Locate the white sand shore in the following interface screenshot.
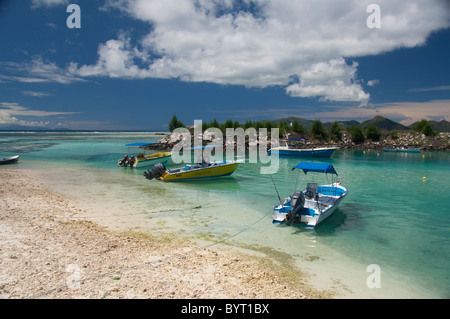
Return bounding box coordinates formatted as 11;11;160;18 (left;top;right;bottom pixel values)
0;169;329;299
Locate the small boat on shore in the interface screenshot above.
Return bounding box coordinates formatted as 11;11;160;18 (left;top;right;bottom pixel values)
118;143;171;168
0;155;19;165
383;148;420;153
272;162;347;229
144;160;240;182
269;139;337;157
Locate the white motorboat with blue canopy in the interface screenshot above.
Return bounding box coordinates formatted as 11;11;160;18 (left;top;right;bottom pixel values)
272;162;347;229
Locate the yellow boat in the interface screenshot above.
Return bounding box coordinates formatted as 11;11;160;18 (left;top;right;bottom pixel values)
144;161;240;182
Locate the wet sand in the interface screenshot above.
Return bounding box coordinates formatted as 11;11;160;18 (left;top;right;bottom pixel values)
0;168;329;299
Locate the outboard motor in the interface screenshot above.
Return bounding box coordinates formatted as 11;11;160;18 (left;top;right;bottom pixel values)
290;191;305;214
118;155;129;167
144;163;167;180
285;191;305;226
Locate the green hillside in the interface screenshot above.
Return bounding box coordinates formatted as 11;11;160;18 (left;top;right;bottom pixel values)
409;120;450;132
358;115;410;131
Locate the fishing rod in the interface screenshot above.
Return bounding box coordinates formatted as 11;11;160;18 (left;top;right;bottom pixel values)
270;174;282;204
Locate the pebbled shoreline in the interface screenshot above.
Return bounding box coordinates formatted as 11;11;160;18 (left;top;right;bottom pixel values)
0;168;329;299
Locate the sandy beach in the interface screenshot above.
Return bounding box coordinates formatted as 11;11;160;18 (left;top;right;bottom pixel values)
0;168;329;299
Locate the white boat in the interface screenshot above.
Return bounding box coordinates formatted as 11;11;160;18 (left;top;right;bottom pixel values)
272;162;347;229
269;139;337;157
383;148;420;153
0;155;19;165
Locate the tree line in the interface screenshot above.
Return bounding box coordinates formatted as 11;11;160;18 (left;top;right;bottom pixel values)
169;115;436;144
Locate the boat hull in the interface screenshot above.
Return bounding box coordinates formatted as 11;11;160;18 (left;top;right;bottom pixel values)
272;183;347;228
0;155;19;165
159;162;239;182
133;153;171;168
118;152;171;168
301;192;346;228
383;148;420;153
269;147;336;157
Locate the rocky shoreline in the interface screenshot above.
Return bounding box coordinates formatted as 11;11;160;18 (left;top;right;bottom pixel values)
310;131;450;151
145;128;450;152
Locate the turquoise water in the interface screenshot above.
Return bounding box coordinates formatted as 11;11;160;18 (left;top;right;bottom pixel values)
1;131;449;298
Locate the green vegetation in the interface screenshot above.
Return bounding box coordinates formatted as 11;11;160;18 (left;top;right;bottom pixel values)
292;120;306;135
390;130;399;140
311;120;327;140
366;125;381;141
329;121;342;141
168;114;185;132
413;119;436;137
221;119;235;133
168;115;447;148
210;118;220;129
348;126;365;144
278;120;290;138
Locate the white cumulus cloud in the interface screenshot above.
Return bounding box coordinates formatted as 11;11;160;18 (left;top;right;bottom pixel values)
50;0;450;103
31;0;68;8
285;58;370;104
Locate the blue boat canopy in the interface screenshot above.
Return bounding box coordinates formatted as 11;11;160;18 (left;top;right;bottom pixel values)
292;162;338;175
125;142;161;146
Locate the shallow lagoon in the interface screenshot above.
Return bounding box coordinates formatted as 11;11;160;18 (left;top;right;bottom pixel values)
1;131;449;298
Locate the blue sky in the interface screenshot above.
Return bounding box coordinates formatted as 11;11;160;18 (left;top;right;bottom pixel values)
0;0;449;131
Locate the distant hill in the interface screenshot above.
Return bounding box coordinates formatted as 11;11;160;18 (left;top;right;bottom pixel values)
323;120;360;129
358;115;410;131
339;120;360;127
409;120;450;132
271;115;436;132
273;115;414;131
